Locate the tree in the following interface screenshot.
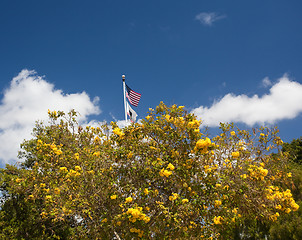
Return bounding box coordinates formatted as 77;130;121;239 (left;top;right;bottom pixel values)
282;138;302;165
0;103;299;239
266;138;302;240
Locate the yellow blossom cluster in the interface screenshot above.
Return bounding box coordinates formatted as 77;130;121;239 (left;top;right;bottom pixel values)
174;117;185;128
169;193;179;201
67;168;81;177
54;188;60;195
159;163;175;178
187;119;200;129
144;188;149;195
125;197;133;203
247;164;268;180
194;137;212;153
167;163;175;170
59;166;68;173
93;151;101;157
49;143;62;155
126;207;150;224
204;164;218;174
113;127;124;137
214;200;222;208
270;212;280;222
36;139;62;155
231;151;240;158
213;216;223;225
265;187;299;213
130;228;144;237
15;178;22;183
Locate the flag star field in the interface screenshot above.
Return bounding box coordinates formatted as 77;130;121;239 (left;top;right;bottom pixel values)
0;0;302;166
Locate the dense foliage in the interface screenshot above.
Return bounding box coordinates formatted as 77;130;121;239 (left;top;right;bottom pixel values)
0;103;299;239
266;138;302;240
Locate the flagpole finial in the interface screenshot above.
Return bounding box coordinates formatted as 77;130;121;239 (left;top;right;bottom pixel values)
122;75;125;81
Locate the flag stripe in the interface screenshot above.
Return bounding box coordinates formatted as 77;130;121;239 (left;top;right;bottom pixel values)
126;84;141;107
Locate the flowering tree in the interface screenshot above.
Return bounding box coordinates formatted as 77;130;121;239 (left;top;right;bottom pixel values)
0;103;299;239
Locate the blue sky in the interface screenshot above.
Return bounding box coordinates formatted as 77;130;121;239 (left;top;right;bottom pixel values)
1;0;302;166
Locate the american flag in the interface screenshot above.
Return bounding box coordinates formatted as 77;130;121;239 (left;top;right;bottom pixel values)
126;84;141;107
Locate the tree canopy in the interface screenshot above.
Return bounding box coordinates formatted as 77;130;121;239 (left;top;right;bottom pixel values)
0;103;299;239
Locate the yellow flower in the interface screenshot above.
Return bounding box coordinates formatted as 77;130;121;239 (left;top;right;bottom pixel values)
213;216;223;225
54;149;62;155
231;151;240;158
41;212;47;218
116;221;121;226
54;188;60;195
241;174;247;179
111;195;117;200
195;138;212;149
93;151;101;157
159;168;172;177
214;200;222;207
169;193;179;201
113;127;125;137
167;163;175;171
127;152;133;159
94;136;101;142
182;199;189;204
287;172;292;178
144;188;149;195
143;216;150;223
291;202;299;211
231;131;236;136
138;230;144;237
101;218;107;223
75;166;82;172
59;167;68;173
15;178;22;183
45;195;52;200
125;197;133;203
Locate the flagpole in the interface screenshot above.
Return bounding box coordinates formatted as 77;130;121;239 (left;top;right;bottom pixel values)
122;75;127;122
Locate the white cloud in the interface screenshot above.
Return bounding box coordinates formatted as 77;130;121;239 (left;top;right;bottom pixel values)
262;77;272;87
191;75;302;127
195;12;226;26
0;69;101;165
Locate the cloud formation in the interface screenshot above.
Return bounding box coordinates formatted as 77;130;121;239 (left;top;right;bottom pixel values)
195;12;226;26
261;77;273;88
191;75;302;127
0;69;100;165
